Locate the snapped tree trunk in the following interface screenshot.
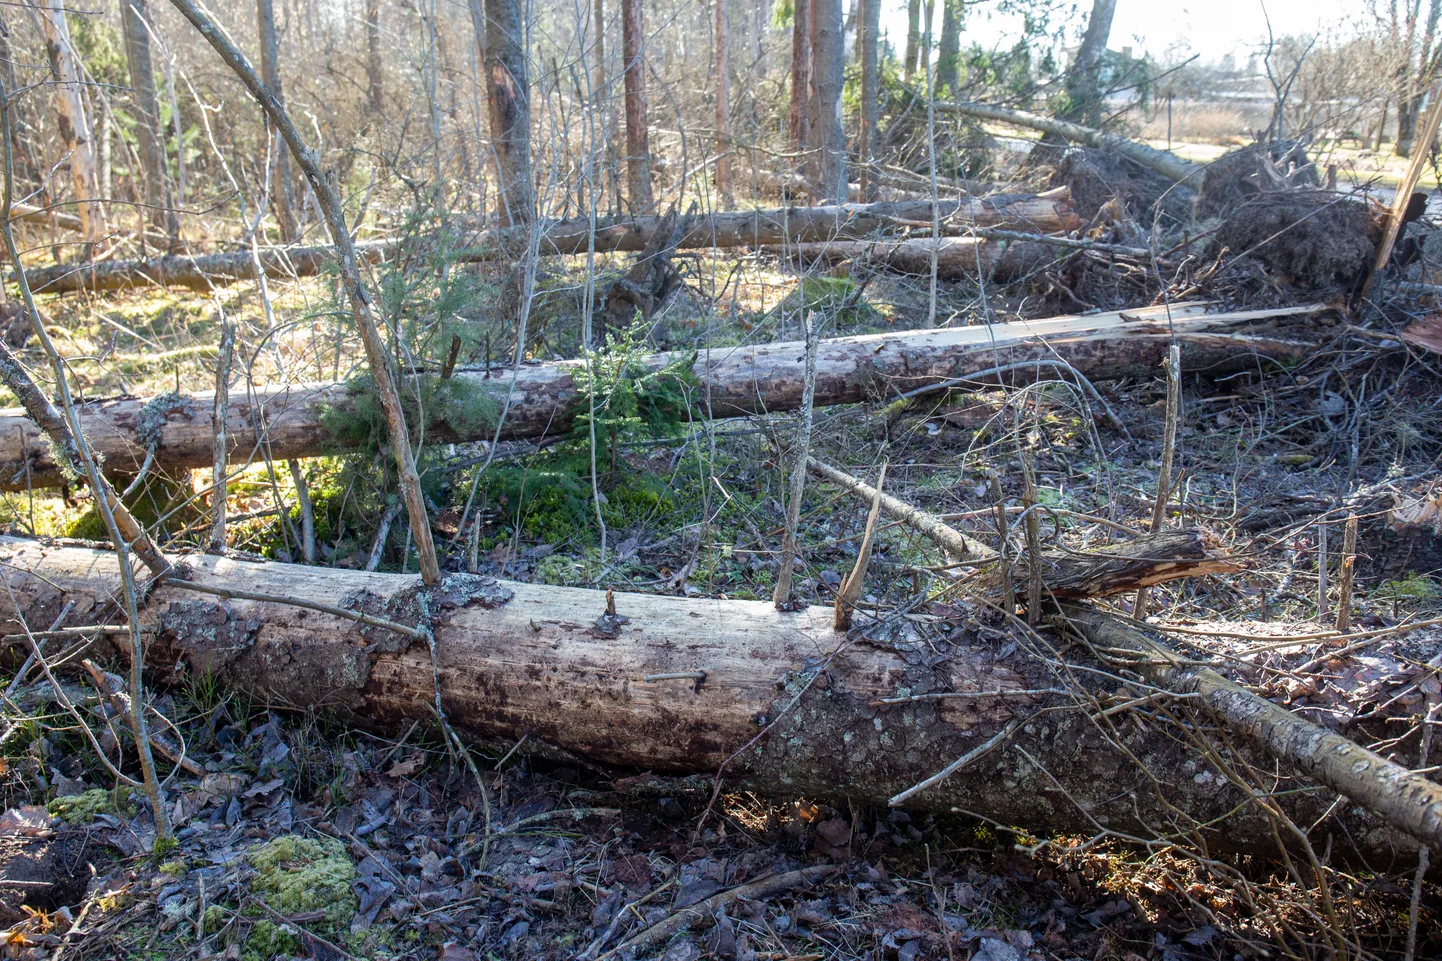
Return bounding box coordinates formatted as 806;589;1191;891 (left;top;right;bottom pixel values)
0;535;1425;871
621;0;652;212
486;0;532;227
256;0;299;243
20;193;1084;294
121;0;178;246
810;0;846;202
0;303;1327;488
39;0;106;251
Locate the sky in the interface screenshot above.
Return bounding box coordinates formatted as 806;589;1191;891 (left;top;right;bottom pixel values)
878;0;1361;65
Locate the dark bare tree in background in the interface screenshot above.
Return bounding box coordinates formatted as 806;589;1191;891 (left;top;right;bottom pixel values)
256;0;299;241
121;0;179;247
486;0;532;226
622;0;653;211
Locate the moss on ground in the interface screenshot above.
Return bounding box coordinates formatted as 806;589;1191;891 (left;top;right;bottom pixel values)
48;787;135;823
242;834;357;960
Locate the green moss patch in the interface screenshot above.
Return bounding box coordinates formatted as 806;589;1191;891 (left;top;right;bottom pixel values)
241;834;357;959
48;787;134;824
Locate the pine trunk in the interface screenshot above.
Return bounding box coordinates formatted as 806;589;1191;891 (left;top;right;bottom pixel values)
39;0;106;252
485;0;533;226
0;535;1422;871
621;0;652;211
0;304;1326;488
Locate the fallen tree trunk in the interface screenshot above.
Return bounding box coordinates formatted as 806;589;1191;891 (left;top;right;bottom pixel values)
0;536;1423;869
776;236;1056;280
9;203;84;233
812;465;1442;856
938;100;1202;185
0;303;1327;489
20;194;1082;294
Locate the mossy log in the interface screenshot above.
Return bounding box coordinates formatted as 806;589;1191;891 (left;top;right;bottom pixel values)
0;303;1328;489
20;194;1081;294
0;536;1425;871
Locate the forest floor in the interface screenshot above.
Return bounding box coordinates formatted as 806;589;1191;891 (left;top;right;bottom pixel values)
3;150;1442;960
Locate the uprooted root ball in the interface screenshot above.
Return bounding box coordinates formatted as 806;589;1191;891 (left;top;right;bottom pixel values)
1207;190;1379;294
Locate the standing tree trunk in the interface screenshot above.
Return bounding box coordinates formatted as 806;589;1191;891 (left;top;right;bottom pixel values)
621;0;652;211
904;0;919;79
1066;0;1116;125
789;0;810;153
485;0;532;226
811;0;846;202
39;0;106;253
366;0;384;113
714;0;733;207
858;0;878;201
256;0;299;242
121;0;179;246
936;0;960;97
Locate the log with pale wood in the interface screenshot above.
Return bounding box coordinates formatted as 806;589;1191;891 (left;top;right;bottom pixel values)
0;303;1327;489
19;194;1082;294
937;100;1203;184
0;535;1427;870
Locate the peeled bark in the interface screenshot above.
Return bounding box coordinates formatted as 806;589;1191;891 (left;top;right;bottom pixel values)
0;535;1423;869
940;100;1201;184
0;303;1326;488
621;0;652;211
21;194;1083;294
39;0;106;250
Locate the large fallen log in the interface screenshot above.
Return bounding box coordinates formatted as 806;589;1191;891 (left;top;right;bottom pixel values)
0;303;1327;489
778;236;1055;280
811;462;1442;855
21;194;1082;294
938;100;1202;185
0;536;1424;869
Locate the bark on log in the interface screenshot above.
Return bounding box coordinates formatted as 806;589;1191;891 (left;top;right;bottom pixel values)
939;100;1202;185
0;536;1423;870
20;195;1082;294
0;303;1328;489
